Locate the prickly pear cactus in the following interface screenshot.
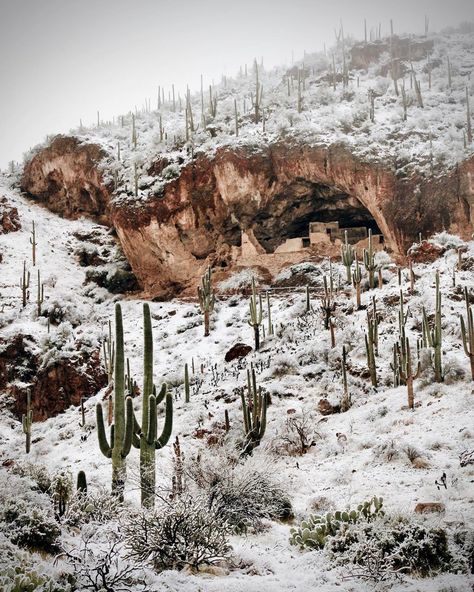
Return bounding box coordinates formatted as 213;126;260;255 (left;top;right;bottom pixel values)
290;496;384;550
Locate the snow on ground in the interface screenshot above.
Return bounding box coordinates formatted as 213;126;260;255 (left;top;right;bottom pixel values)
1;173;474;590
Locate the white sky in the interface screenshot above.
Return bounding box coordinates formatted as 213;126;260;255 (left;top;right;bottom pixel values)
0;0;473;169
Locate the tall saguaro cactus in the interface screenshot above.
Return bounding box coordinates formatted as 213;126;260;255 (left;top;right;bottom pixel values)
22;390;33;454
398;337;421;409
363;229;376;289
198;267;215;337
248;278;263;350
422;272;443;382
96;303;134;500
341;231;355;284
30;221;37;266
132;303;173;509
460;286;474;380
241;366;267;453
20;261;30;308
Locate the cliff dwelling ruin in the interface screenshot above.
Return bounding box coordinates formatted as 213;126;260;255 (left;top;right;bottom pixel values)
232;181;384;269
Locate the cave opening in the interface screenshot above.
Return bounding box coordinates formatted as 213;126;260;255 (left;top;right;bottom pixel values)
250;180;382;253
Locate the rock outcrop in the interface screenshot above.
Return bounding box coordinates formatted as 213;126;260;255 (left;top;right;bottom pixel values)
0;333;107;421
21;137;474;299
21;136;110;224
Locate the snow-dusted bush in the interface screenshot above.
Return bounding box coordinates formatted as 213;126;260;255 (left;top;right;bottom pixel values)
270;352;299;377
63;488;122;527
188;451;292;532
11;462;52;493
0;534;72;592
1;500;61;552
0;471;61;552
326;514;455;581
63;527;144;592
443;354;467;384
218;268;262;293
429;232;466;251
273;410;319;455
122;495;231;572
41;292;87;327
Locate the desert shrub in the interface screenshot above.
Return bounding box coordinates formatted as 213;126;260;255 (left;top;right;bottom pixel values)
0;471;61;552
270;353;299;377
63;527;144;591
63;488;122;527
122;495;231;572
11;462;52;493
290;496;384;550
326;515;454;581
274;411;318;455
429;232;465;250
373;439;400;462
188;451;292;533
443;354;467;384
453;529;474;574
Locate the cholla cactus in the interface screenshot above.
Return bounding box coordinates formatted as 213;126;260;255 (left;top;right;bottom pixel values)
198;267;215;337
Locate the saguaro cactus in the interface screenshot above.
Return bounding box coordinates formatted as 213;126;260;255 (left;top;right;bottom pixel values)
132;303;173;509
363;230;376;289
460;286;474;380
398;337;421;409
341;231;355;284
321;276;336;330
422;272;443;382
341;345;351;411
30;221;37;266
365;311;378;387
184;363;190;403
22;390;33;454
77;471;87;494
266;292;274;336
248;278;263;350
352;255;362;309
241;366;267;453
36;270;44;316
96;303;134;500
20;261;30;308
198;267;215;337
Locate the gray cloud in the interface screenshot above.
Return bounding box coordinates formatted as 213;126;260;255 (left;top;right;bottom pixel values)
0;0;473;168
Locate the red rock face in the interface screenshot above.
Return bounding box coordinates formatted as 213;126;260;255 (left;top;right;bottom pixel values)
21;137;474;299
0;333;107;421
21;136;111;224
0;196;21;234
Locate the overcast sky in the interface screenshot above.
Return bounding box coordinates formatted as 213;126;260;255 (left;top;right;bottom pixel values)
0;0;473;169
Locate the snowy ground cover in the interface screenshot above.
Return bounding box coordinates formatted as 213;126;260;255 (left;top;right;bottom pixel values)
0;171;473;590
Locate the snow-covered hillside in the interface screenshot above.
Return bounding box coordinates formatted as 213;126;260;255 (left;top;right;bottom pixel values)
18;24;474;210
1;168;474;592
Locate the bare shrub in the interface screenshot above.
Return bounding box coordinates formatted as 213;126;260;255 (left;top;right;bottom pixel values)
274;411;319;455
122;495;231;572
187;450;293;532
62;528;145;592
